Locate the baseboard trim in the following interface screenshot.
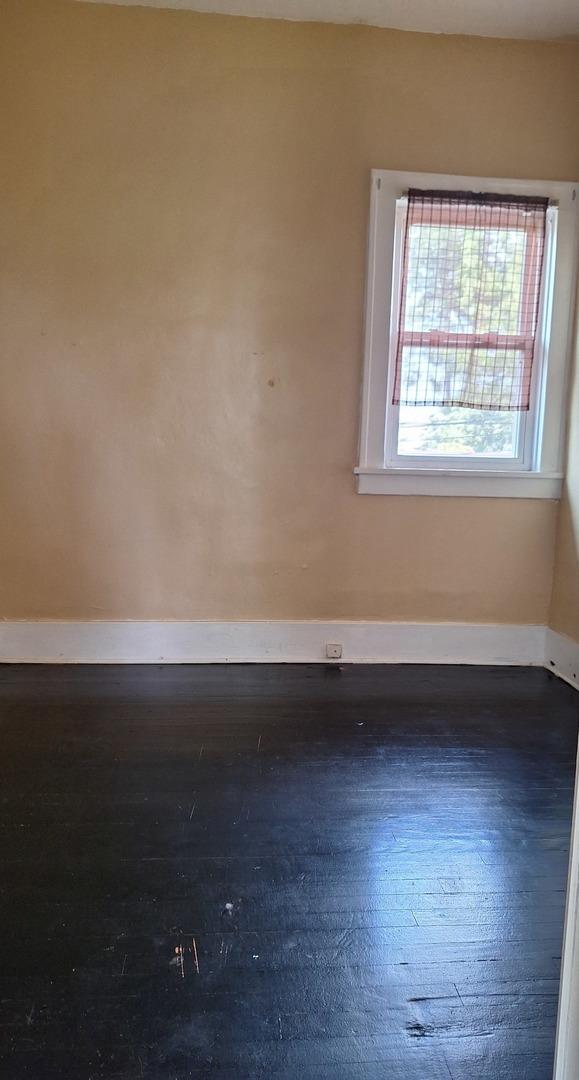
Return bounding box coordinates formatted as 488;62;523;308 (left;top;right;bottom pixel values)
545;630;579;691
0;619;550;666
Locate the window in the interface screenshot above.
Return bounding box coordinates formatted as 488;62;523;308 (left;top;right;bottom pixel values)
357;171;578;497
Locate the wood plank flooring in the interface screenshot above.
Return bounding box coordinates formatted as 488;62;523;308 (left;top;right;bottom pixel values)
0;663;577;1078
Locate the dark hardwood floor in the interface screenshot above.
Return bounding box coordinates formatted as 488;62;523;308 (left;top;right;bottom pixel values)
0;663;577;1079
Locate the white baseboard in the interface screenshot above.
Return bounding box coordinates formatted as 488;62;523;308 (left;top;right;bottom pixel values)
545;629;579;690
0;619;548;666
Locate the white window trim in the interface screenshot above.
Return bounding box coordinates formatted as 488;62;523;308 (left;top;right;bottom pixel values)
356;170;579;498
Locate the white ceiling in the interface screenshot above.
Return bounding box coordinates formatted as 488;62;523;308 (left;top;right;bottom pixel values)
76;0;579;41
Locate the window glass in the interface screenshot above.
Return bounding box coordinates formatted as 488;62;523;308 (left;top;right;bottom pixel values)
397;405;519;458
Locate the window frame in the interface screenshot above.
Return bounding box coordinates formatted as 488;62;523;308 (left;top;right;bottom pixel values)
356;170;578;498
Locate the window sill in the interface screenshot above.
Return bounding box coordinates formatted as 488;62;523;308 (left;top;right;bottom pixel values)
354;467;563;499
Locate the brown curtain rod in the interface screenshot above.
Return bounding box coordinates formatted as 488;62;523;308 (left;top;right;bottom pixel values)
408;188;550;209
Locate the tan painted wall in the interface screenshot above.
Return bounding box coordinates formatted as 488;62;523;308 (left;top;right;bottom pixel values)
2;0;579;622
550;314;579;641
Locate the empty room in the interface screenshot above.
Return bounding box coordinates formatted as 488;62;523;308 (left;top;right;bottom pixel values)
3;0;579;1077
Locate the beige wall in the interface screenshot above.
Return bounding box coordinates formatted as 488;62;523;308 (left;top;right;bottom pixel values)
550;313;579;641
2;0;579;622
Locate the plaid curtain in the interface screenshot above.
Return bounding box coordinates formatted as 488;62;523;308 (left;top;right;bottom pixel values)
392;189;548;411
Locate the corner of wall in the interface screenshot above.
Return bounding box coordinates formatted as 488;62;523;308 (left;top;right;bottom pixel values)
549;285;579;648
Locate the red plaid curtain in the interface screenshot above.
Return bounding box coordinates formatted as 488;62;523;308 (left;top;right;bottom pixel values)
392;189;549;411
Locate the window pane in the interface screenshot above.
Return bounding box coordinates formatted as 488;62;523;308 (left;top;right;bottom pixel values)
397;405;519;458
398;345;527;411
405;224;527;336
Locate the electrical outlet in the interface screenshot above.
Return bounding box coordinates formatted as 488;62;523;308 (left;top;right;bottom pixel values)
326;643;343;659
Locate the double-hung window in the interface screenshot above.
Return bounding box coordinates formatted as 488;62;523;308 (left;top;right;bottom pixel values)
357;171;578;497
